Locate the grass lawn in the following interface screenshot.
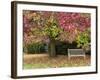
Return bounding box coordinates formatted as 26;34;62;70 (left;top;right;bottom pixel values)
23;53;91;69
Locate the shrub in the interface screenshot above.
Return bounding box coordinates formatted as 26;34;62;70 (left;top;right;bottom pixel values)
24;43;46;54
76;28;91;53
56;41;78;55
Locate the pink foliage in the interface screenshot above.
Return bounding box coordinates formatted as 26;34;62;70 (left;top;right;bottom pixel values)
56;12;90;32
23;15;31;33
23;11;91;43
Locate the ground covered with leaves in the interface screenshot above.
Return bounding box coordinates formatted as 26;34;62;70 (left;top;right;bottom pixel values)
23;54;91;69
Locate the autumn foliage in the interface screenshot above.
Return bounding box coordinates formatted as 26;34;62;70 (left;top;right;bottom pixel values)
23;10;91;56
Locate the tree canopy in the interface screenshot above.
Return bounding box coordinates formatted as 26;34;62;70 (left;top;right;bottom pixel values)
23;10;91;47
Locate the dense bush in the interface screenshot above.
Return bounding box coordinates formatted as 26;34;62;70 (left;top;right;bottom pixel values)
55;41;78;55
23;41;90;54
23;43;46;54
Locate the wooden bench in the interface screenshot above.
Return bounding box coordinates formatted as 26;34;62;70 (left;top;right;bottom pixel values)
68;49;85;60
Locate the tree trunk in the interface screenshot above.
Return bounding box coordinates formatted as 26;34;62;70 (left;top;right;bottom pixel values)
48;38;56;57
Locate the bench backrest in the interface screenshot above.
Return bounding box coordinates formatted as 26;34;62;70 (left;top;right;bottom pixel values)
68;49;85;55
